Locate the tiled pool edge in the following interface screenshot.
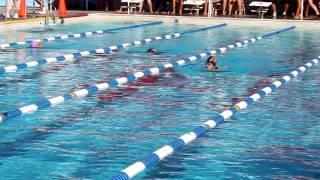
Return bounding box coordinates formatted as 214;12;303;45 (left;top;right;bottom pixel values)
0;13;319;32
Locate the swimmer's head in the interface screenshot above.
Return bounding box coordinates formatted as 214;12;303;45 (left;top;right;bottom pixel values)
30;40;43;48
30;40;37;46
147;48;157;54
206;55;218;70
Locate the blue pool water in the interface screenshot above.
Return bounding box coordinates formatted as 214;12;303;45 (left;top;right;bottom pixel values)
0;21;319;179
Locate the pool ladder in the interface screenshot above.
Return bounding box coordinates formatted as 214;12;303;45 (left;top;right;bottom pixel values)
33;0;58;28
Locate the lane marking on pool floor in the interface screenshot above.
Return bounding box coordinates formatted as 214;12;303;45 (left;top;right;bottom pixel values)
0;23;227;75
0;21;162;49
0;26;294;123
110;56;319;180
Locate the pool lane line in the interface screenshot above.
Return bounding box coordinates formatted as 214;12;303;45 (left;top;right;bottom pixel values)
107;25;295;179
0;26;293;123
111;56;319;180
0;23;226;75
0;21;162;49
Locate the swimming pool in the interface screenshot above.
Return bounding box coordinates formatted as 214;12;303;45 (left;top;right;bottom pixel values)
0;18;319;179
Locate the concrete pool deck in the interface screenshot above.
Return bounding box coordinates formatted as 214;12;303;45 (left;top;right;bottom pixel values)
0;12;319;32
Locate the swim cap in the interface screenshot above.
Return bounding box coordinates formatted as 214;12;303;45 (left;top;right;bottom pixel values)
30;40;41;48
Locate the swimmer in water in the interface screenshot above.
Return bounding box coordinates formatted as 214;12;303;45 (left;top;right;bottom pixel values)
29;40;43;48
206;55;219;70
147;48;157;54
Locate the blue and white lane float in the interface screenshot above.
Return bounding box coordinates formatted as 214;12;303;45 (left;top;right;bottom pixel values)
0;23;226;75
0;21;163;49
111;56;319;180
0;26;294;123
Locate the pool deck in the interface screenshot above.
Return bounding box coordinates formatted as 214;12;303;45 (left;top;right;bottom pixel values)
0;12;319;32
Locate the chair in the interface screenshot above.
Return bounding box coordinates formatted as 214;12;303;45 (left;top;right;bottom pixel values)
209;0;222;16
120;0;143;14
183;0;206;16
249;1;272;18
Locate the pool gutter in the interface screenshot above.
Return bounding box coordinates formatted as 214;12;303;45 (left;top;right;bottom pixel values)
0;12;319;32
